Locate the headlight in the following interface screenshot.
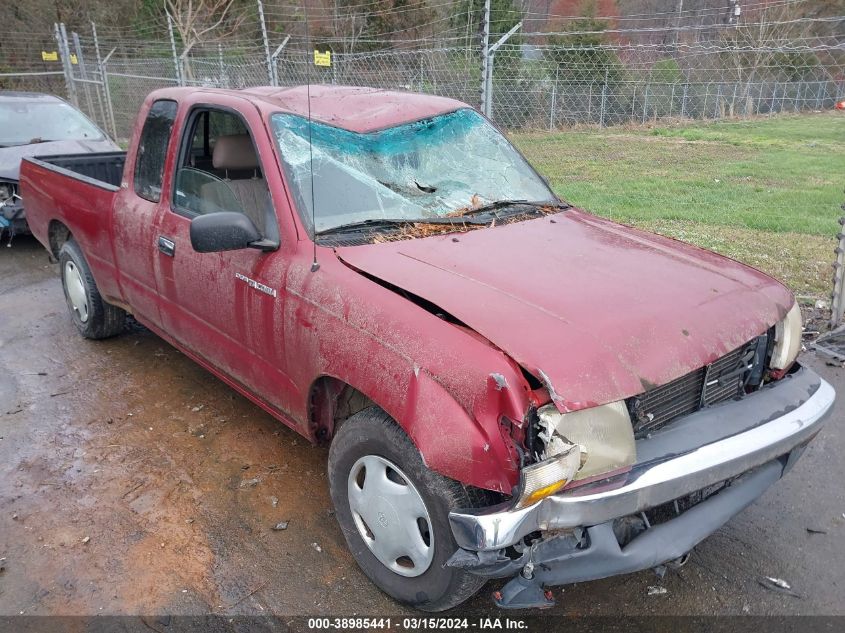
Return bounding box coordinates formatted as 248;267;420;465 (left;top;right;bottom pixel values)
514;442;582;510
770;302;802;371
536;401;636;483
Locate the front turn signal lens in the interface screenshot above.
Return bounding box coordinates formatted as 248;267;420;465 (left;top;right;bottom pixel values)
514;443;582;510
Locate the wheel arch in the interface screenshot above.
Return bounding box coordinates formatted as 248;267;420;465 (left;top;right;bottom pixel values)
308;368;520;495
48;220;73;259
308;375;377;444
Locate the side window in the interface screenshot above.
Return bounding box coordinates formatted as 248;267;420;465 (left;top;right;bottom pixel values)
134;100;178;202
172;108;270;235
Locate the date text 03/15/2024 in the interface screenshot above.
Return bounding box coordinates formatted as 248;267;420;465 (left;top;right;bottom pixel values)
306;618;529;629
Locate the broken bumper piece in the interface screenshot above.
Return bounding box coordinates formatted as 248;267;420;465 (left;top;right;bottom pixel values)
447;368;835;608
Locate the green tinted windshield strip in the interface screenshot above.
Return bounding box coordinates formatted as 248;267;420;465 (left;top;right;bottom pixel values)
273;108;477;157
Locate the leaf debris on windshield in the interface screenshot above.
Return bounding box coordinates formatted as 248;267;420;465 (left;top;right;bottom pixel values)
369;204;563;244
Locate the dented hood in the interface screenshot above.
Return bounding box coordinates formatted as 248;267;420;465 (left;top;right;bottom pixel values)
335;209;795;411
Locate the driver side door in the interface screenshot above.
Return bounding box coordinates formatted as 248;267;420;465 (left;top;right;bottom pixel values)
153;101;296;411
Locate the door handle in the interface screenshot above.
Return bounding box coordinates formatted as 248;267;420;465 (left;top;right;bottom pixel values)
158;236;175;257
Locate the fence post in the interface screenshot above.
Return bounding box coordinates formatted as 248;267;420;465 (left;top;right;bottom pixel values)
599;68;608;127
484;21;521;120
91;23;117;140
56;23;79;107
214;43;222;87
714;84;721;119
680;82;688;118
669;84;675;117
642;83;649;123
480;0;491;114
831;211;845;329
549;68;557;131
90;22;108;132
257;0;273;85
631;85;637;121
587;83;593;123
71;32;96;118
100;48;118;140
166;13;183;86
270;35;291;87
730;83;737;117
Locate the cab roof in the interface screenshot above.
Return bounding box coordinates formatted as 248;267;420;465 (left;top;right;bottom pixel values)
154;85;469;133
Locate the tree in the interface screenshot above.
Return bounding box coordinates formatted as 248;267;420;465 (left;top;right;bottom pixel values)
718;0;829;111
315;0;440;53
163;0;246;77
546;0;621;83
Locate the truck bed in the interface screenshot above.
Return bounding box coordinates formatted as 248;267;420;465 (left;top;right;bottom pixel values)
29;152;127;190
20;151;128;304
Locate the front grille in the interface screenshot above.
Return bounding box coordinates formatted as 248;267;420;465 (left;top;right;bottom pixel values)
627;337;765;437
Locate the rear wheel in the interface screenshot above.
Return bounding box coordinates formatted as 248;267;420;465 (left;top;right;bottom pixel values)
59;239;126;339
328;407;487;611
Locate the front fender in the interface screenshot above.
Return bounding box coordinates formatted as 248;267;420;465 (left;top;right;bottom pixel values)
287;254;529;494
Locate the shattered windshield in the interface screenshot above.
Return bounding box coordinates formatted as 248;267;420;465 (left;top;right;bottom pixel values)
270;108;555;234
0;100;105;146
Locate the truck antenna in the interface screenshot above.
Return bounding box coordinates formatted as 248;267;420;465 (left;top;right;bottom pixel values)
303;4;319;272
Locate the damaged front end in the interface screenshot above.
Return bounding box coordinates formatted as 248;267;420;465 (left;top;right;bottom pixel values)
0;179;25;244
450;462;781;609
447;361;834;609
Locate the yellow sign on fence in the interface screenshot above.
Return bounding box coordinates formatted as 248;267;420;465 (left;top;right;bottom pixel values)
314;50;331;67
40;51;77;64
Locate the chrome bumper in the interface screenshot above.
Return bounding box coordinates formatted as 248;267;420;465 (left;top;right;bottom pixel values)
450;372;835;551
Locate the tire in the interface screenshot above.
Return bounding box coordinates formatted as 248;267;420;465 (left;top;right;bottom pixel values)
58;239;126;339
328;407;487;611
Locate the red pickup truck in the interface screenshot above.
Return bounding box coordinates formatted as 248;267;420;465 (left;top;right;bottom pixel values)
20;86;834;611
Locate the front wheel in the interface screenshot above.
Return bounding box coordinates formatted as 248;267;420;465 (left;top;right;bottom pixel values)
59;239;126;339
328;408;487;611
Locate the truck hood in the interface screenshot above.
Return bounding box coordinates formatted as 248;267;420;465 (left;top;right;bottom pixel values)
0;139;119;181
335;209;795;412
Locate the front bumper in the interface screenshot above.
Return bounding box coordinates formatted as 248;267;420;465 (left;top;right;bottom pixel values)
450;367;833;551
447;366;834;605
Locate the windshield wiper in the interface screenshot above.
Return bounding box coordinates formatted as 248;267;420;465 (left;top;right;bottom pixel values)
316;216;490;236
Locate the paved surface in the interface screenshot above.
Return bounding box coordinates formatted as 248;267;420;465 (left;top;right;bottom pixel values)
1;235;844;618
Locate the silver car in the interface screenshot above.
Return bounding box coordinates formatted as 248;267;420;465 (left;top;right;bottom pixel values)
0;91;119;241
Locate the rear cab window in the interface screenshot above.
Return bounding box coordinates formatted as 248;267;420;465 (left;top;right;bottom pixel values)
134;100;178;202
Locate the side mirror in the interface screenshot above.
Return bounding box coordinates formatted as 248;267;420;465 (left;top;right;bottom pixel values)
190;212;262;253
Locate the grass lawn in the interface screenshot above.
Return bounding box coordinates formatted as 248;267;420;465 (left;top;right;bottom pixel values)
512;112;845;299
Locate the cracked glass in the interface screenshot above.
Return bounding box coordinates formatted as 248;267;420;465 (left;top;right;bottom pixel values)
271;108;554;234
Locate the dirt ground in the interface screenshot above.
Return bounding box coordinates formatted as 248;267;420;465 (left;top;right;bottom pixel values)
1;235;844;620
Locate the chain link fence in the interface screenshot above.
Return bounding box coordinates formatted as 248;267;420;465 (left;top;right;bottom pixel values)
1;14;844;303
1;20;841;141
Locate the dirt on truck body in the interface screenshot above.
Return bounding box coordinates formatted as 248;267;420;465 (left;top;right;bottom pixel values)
17;84;834;611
